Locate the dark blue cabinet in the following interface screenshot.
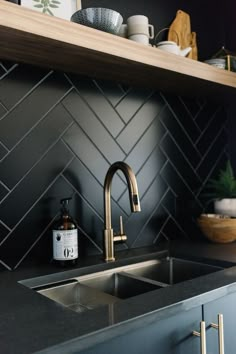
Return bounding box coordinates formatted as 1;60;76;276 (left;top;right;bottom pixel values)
81;306;202;354
74;292;236;354
204;292;236;354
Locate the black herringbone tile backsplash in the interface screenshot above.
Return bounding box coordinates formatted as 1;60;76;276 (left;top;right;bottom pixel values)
0;62;228;270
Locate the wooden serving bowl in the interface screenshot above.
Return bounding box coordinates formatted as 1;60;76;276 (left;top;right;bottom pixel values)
197;214;236;243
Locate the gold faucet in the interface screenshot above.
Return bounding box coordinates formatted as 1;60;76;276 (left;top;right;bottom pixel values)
103;161;141;262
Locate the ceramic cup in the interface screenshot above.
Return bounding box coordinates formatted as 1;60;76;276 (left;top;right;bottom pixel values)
118;24;128;38
128;34;150;45
127;15;154;39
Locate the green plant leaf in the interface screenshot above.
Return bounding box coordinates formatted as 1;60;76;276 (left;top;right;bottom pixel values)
49;4;59;8
34;4;44;8
203;160;236;199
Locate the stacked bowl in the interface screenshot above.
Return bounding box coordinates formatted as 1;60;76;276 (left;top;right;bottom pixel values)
71;8;123;35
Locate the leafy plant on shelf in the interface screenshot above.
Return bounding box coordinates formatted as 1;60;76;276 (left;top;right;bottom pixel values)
205;160;236;200
33;0;61;16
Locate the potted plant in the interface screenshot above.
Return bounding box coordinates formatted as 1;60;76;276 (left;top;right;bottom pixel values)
205;160;236;217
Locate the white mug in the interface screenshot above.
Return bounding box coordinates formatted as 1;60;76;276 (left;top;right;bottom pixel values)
127;15;154;39
128;34;149;45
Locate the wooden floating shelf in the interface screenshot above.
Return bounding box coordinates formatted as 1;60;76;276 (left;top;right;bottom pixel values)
0;0;236;101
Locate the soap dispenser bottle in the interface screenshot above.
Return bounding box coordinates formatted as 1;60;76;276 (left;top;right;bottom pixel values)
52;197;78;266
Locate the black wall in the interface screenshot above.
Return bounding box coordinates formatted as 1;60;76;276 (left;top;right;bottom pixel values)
221;1;236;172
0;1;230;270
224;1;236;51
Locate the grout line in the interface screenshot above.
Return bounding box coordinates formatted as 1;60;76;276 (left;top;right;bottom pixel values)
152;215;171;244
0;63;19;80
115;91;162;142
130;188;170;248
61;92;127;159
160;117;202;173
178;96;202;127
120;103;167;166
195;105;224;145
0;70;54;124
77;225;103;254
159;128;202;183
159;144;198;198
0;100;8;112
92;79;127;125
195;148;228;198
161;92;201;146
0;120;74;197
0;140;10;154
113;87;132;107
195;125;227;171
0;157;75;246
63;74;127;150
0;259;12;271
61;137;121;201
158;232;170;242
13;216;58;269
116;116;160;160
0;180;10;193
114;89;156;128
3;86;74;153
0;63;8;73
61;134;121;190
61;173;104;221
162;204;190;239
116;141;164;203
0;219;11;232
60;153;129;218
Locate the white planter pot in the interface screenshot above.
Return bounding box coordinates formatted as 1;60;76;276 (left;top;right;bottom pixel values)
214;198;236;217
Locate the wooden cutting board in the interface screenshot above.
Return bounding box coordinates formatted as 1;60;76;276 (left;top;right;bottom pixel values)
168;10;198;60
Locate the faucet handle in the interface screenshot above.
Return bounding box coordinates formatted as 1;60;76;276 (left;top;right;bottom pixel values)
119;215;124;235
113;216;127;242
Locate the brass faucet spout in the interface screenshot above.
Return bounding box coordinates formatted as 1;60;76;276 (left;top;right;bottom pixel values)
103;161;141;262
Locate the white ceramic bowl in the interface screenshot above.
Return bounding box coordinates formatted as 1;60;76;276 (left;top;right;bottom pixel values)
204;58;226;69
71;8;123;35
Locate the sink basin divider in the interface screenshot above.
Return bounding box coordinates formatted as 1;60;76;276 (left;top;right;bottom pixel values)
120;271;169;288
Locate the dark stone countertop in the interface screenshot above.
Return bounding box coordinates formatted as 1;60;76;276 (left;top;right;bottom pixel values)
2;240;236;354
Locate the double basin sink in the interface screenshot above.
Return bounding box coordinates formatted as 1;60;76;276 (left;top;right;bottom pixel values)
32;257;222;313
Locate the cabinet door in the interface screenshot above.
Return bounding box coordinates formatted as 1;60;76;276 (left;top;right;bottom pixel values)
81;306;202;354
204;292;236;354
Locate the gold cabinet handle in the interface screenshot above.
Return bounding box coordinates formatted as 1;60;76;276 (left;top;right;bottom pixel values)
211;313;225;354
193;321;207;354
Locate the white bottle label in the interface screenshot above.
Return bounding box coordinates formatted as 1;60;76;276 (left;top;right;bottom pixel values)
53;229;78;260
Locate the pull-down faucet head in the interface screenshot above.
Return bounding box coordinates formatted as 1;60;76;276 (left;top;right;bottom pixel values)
103;161;141;262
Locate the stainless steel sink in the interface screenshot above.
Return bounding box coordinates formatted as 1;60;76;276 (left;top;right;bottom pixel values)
37;280;120;313
34;257;222;313
123;257;222;285
36;268;162;313
78;271;160;299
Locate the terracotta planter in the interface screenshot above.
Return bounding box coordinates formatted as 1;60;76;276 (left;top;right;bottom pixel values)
214;198;236;217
